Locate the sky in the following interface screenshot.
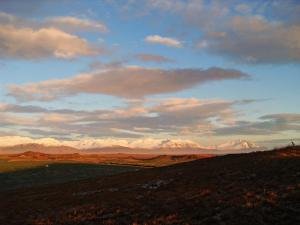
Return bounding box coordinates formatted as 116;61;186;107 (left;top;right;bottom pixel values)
0;0;299;148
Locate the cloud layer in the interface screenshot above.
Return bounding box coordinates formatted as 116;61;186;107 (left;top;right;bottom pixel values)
1;98;299;144
7;66;248;101
0;98;238;139
214;113;300;136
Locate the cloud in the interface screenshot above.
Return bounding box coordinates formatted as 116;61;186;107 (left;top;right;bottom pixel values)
65;98;239;138
0;103;47;113
7;66;249;101
38;113;78;124
0;12;107;60
146;0;229;30
0;103;90;115
201;16;300;63
0;12;109;33
22;128;69;136
142;0;300;63
145;35;182;48
260;113;300;123
0;113;36;126
135;53;173;63
45;16;108;33
0;97;243;139
214;113;300;136
149;98;234;121
2;98;298;141
125;98;237;133
88;59;128;70
0;25;100;59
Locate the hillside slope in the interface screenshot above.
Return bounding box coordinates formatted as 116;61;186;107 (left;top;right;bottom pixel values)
0;146;299;225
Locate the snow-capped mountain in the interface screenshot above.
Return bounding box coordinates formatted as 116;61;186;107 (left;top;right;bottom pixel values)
157;139;203;149
216;139;260;150
67;138;130;149
0;136;263;152
0;136;207;150
0;136;62;147
71;138;207;150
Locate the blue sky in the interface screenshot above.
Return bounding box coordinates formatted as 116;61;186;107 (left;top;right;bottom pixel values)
0;0;299;148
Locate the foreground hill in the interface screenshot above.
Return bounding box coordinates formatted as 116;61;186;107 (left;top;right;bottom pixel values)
0;146;299;225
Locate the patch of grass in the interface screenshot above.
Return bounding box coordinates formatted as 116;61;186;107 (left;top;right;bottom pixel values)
0;159;49;173
0;160;139;191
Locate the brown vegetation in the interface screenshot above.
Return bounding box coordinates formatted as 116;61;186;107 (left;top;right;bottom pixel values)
0;146;299;225
0;151;213;167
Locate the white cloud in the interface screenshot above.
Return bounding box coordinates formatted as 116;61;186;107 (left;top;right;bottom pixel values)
45;16;108;33
145;35;182;48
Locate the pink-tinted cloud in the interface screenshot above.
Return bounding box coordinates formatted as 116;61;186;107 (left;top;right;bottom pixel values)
135;53;173;63
7;66;249;101
0;25;99;59
0;12;106;60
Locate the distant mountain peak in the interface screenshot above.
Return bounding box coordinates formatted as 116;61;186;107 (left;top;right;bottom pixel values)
158;139;202;149
216;139;260;150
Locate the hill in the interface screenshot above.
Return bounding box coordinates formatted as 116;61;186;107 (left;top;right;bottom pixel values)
0;143;78;154
0;146;299;225
0;151;213;167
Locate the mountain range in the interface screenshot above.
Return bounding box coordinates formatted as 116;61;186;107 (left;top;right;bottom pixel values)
0;136;263;153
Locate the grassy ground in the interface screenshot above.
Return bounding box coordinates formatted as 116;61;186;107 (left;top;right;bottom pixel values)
0;153;212;191
0;159;139;191
0;159;50;173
